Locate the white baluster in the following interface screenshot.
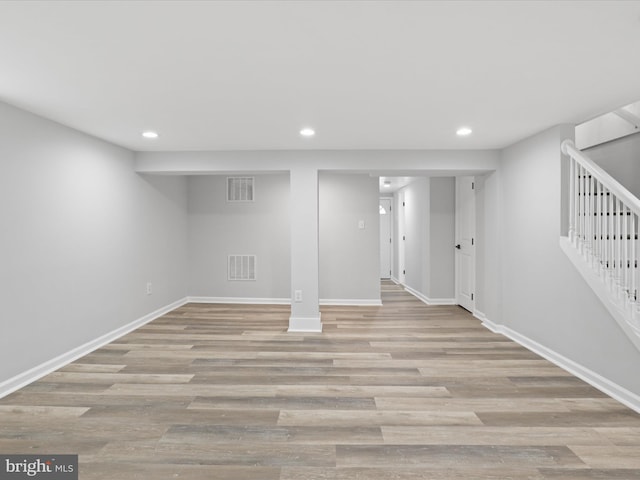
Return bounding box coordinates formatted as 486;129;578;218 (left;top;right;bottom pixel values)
635;212;640;318
569;157;575;242
617;198;623;298
584;166;588;250
604;187;609;281
576;161;581;246
609;190;614;288
583;169;589;258
632;212;637;308
593;176;597;261
596;180;602;270
624;205;629;303
588;175;596;262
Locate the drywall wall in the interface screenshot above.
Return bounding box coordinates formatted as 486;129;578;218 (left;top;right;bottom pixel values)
289;166;321;329
187;174;290;300
319;173;380;302
0;101;188;386
136;149;500;174
429;177;455;299
584;133;640;198
188;172;380;304
575;101;640;150
494;124;640;394
474;170;502;324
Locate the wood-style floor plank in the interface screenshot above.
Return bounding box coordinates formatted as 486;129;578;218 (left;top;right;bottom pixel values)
1;280;639;479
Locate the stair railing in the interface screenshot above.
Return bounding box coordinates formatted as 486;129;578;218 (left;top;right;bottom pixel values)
562;139;640;318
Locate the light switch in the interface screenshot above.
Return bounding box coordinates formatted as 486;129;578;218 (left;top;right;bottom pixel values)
358;220;365;229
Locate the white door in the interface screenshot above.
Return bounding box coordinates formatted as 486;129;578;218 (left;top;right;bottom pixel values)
397;191;406;285
379;198;392;278
455;176;475;312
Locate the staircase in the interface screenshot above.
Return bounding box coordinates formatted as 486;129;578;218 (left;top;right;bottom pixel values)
560;139;640;349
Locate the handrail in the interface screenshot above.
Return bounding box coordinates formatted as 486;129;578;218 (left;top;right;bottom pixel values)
561;139;640;216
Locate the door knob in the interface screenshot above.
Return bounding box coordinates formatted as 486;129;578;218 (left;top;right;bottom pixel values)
455;244;461;249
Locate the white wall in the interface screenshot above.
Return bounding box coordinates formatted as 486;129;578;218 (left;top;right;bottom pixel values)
136;149;500;175
396;177;455;302
429;177;455;299
319;173;380;302
482;124;640;395
187;174;290;300
474;170;502;324
584;133;640;198
575;101;640;150
0;101;188;386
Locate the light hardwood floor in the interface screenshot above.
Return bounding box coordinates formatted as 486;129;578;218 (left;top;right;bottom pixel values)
1;281;640;479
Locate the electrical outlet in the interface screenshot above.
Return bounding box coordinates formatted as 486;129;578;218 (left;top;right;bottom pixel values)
294;290;302;302
146;282;153;295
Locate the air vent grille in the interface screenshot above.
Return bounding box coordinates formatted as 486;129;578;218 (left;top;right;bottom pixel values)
227;177;254;202
228;255;257;281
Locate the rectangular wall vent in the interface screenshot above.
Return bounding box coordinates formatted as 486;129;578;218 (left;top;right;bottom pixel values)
227;177;254;202
228;255;257;281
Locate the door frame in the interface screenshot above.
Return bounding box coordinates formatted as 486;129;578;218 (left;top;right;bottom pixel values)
396;190;406;285
455;176;476;312
379;197;393;279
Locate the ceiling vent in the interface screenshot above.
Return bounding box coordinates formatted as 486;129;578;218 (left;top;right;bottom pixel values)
228;255;257;281
227;177;254;202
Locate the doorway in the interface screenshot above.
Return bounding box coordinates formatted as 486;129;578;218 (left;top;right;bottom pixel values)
455;176;476;312
379;198;392;279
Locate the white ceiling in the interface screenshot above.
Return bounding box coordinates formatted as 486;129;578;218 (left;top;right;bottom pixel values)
1;0;640;152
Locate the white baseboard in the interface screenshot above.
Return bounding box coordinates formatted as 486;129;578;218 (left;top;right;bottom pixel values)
0;297;188;399
478;313;640;415
403;284;456;306
288;313;322;333
424;297;457;306
320;298;382;306
188;296;290;305
188;297;383;307
473;310;491;326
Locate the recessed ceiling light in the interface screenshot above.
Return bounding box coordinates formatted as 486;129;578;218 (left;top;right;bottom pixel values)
456;127;472;136
300;127;315;137
142;131;159;139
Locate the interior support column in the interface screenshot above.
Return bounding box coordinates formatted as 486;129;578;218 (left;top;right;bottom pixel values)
289;166;322;332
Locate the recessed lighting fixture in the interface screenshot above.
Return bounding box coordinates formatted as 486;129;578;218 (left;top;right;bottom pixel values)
300;127;315;137
456;127;472;136
142;131;159;139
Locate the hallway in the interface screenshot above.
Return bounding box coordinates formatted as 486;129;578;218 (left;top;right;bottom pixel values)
1;285;639;479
